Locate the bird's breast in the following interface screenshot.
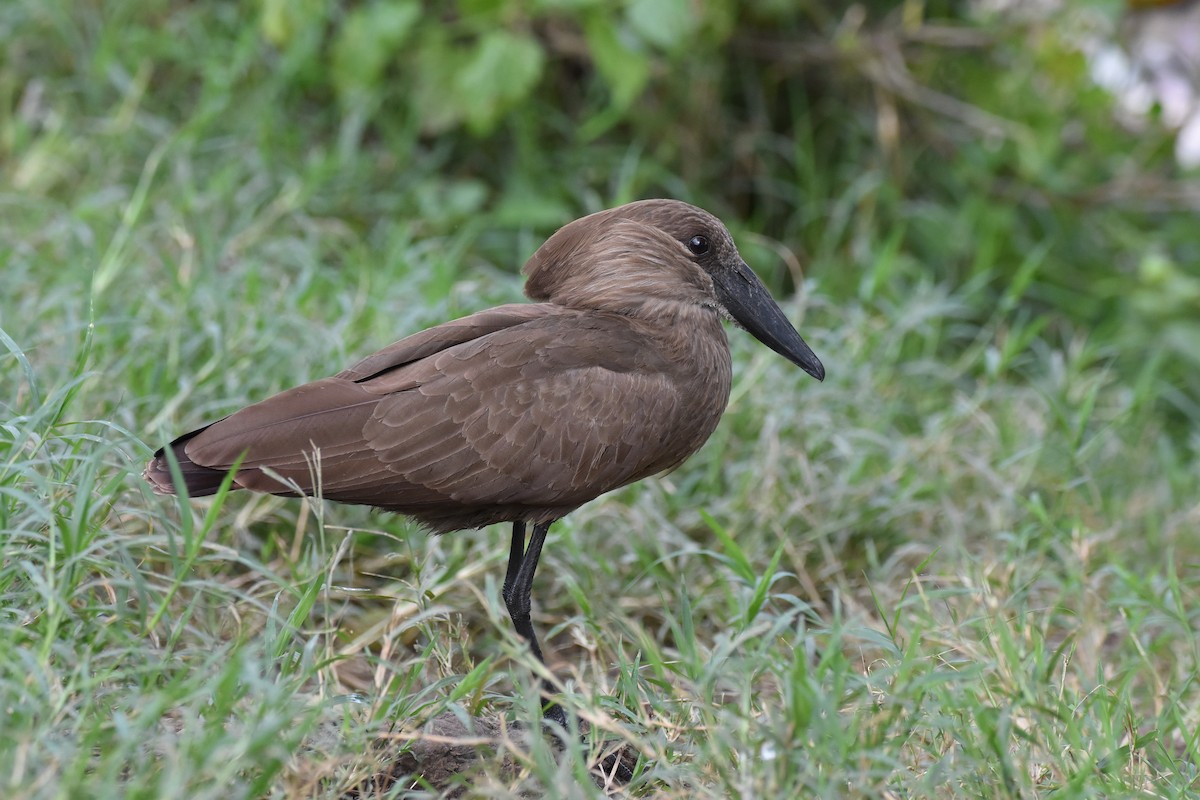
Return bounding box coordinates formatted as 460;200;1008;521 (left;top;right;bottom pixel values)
631;312;733;473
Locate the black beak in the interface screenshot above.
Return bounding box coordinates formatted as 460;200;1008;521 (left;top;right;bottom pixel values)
712;260;825;381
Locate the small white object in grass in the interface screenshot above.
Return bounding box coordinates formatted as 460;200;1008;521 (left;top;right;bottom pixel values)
1089;43;1135;96
1176;111;1200;169
1085;4;1200;168
760;740;777;761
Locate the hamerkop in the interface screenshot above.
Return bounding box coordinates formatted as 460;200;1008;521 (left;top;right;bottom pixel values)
144;199;824;725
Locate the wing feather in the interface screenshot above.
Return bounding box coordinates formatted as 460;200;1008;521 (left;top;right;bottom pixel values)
169;307;719;526
338;304;556;382
361;318;691;508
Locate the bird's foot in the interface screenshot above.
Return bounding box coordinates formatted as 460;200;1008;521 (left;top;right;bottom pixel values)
541;700;568;730
595;743;637;786
540;704;637;786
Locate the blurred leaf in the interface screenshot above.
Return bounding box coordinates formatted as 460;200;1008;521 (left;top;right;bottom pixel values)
330;0;420;107
626;0;698;52
412;32;463;134
584;13;651;110
259;0;326;47
455;30;546;135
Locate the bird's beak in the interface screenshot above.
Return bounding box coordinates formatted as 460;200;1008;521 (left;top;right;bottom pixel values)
712;260;825;381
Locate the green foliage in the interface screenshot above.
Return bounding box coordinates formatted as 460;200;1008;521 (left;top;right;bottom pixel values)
329;1;422;109
3;0;1200;796
256;0;734;137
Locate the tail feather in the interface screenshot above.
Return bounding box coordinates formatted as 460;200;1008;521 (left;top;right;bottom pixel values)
143;426;234;497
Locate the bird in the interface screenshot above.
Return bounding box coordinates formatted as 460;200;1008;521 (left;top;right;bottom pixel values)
144;199;824;726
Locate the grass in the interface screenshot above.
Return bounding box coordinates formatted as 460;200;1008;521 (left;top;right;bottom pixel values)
4;1;1200;798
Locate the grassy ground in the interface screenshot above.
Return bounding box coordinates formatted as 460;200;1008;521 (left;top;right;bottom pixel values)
4;2;1200;798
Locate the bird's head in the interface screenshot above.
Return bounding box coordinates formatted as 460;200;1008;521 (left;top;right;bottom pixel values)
523;199;825;381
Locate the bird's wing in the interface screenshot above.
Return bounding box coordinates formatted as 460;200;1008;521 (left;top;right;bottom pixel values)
336;304;557;382
180;304;555;494
358;314;690;508
181;378;380;476
178;308;701;514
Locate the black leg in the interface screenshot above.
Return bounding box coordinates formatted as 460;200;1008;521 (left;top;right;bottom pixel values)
503;521;526;606
504;521;635;784
502;520;566;727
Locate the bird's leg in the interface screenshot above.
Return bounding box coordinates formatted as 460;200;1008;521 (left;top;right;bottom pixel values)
504;522;633;782
503;520;548;661
503;521;526;605
502;520;566;727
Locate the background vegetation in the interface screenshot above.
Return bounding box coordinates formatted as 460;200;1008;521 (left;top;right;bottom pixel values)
3;0;1199;796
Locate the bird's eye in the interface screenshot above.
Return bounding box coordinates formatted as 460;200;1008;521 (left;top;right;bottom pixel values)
686;235;710;256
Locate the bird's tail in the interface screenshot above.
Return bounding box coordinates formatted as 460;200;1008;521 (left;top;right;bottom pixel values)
143;426;234;497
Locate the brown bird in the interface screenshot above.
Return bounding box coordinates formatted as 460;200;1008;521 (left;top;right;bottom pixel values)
144;199;824;725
